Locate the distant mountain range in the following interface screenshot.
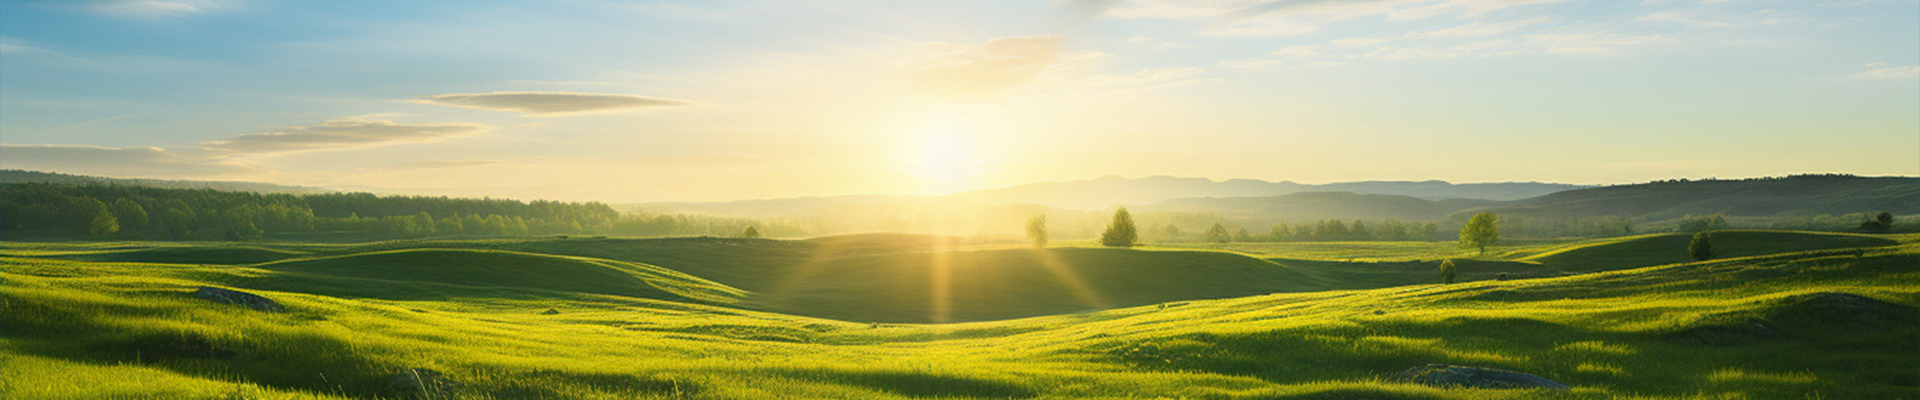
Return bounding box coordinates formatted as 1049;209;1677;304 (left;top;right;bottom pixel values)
0;169;330;194
1135;174;1916;227
634;176;1588;216
8;169;1909;235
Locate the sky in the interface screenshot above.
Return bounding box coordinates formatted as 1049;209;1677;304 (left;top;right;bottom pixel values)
1;0;1915;202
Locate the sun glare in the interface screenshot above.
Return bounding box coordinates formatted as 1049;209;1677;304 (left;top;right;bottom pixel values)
907;125;979;192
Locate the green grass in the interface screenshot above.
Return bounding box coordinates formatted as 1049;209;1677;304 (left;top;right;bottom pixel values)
1519;230;1897;272
3;230;1915;399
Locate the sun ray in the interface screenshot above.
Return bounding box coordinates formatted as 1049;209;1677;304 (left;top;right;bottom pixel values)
1028;248;1110;310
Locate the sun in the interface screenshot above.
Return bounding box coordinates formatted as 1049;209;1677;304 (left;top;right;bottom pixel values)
906;125;979;192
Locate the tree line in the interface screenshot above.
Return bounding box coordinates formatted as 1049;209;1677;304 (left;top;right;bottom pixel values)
0;183;801;240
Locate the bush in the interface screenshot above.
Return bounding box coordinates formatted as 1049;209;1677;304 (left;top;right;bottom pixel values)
1688;232;1712;261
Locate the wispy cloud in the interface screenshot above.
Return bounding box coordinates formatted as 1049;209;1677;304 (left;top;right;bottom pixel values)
203;117;489;154
78;0;233;19
1098;0;1571;36
410;92;693;116
0;145;256;178
1632;11;1732;27
1849;65;1920;79
910;36;1215;100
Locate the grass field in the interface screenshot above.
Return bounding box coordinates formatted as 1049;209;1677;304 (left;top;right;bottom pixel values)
3;230;1915;399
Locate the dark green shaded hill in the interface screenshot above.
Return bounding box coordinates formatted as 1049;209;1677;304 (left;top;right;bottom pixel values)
1472;175;1917;221
251;249;747;305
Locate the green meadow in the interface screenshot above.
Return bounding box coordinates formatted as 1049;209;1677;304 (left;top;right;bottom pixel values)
3;230;1915;399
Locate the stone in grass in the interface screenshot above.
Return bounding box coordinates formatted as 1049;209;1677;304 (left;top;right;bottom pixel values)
540;308;562;315
1395;364;1570;390
192;287;286;312
389;368;460;400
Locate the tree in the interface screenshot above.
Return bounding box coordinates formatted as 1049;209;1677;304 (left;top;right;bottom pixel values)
1205;222;1231;243
1268;222;1291;242
1025;215;1048;248
1688;231;1712;261
110;198;149;232
226;220;264;241
89;209;120;240
1100;207;1138;247
1233;228;1254;242
1439;259;1458;284
1460;212;1500;256
741;226;761;239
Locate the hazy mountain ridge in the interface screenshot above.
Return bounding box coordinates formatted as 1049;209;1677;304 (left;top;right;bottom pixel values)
0;169;332;195
632;175;1587;216
1458;174;1920;222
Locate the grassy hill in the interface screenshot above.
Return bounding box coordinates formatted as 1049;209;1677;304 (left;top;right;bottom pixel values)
1467;174;1918;221
1137;191;1495;223
2;232;1913;399
246;249;749;306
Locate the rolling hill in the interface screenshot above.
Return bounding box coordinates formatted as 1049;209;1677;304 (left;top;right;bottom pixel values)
2;232;1913;399
1464;174;1918;221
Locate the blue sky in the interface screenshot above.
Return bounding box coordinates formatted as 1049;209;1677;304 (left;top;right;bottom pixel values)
2;0;1915;202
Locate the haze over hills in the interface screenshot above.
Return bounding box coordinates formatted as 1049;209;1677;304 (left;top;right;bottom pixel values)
1446;174;1919;222
634;175;1586;217
0;169;329;195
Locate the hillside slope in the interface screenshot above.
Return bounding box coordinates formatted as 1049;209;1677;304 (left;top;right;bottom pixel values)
3;236;1913;399
249;249;749;305
1474;174;1917;221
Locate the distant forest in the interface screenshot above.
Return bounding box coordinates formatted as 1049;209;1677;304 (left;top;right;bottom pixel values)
1;181;1908;242
0;183;805;241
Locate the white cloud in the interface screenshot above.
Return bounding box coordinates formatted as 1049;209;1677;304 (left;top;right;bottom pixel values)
78;0;232;19
410;92;693;116
1849;65;1920;79
203;117;489;154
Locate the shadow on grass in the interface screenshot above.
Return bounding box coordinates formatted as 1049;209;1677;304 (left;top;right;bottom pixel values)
769;367;1036;398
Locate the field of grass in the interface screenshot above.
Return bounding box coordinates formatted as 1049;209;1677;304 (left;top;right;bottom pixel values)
3;230;1915;399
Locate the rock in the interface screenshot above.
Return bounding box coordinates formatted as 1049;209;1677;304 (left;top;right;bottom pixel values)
388;368;460;399
192;287;285;312
540;308;562;315
1394;364;1569;390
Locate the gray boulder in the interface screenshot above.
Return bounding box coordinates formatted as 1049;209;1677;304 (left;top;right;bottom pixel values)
192;287;285;312
1395;364;1569;390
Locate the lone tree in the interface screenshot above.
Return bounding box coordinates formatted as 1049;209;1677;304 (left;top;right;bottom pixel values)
89;209;120;241
1459;211;1500;256
1205;222;1232;243
1026;215;1049;248
741;226;761;239
1101;207;1138;247
1688;231;1713;261
1439;259;1458;284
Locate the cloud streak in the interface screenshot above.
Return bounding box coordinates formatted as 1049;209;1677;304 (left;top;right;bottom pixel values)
410;92;692;116
79;0;232;19
910;36;1215;100
203;117;489;154
0;144;256;177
